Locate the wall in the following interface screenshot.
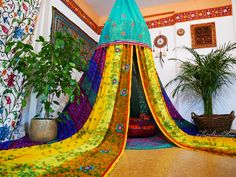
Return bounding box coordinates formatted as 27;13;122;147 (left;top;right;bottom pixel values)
233;0;236;37
150;15;236;129
35;0;98;43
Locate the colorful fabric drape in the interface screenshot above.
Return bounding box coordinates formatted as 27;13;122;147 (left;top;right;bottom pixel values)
98;0;151;48
160;84;198;136
1;45;236;177
57;47;106;140
0;45;133;176
137;46;236;156
1;0;236;176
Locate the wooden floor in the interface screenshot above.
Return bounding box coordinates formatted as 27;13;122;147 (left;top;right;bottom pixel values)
109;147;236;177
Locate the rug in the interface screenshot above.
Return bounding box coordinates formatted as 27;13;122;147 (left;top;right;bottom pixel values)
126;131;236;150
126;132;175;150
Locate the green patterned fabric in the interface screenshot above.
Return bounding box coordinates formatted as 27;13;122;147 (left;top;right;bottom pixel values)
130;53;150;117
98;0;151;48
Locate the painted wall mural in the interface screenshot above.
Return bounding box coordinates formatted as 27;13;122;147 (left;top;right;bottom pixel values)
0;0;41;142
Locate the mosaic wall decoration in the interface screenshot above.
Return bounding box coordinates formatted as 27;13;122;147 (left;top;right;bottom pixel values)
191;22;217;49
0;0;41;142
51;8;97;63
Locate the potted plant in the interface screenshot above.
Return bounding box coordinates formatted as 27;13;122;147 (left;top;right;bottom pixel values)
165;42;236;133
5;32;87;142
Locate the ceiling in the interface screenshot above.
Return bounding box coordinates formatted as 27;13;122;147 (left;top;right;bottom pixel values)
85;0;185;16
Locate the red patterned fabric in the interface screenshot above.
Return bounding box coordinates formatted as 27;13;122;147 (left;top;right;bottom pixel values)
128;117;157;138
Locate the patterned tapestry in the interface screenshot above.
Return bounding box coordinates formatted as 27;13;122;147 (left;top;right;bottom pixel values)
0;0;41;142
51;8;97;63
191;22;217;49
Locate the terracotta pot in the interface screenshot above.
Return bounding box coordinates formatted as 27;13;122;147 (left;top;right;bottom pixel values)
29;118;58;143
191;111;235;133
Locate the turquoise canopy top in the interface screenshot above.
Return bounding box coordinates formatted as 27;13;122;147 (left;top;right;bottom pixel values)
98;0;152;48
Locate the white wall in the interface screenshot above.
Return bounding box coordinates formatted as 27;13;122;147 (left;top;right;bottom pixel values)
150;16;236;129
233;0;236;37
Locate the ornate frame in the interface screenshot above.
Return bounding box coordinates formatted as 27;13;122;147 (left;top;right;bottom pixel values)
190;22;217;49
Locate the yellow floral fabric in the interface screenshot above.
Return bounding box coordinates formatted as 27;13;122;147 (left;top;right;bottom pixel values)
0;45;133;176
1;44;235;177
136;46;236;156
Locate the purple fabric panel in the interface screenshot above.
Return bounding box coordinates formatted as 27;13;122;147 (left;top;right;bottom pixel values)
80;48;106;105
0;136;41;150
161;86;183;121
61;47;106;132
67;93;92;131
159;80;198;135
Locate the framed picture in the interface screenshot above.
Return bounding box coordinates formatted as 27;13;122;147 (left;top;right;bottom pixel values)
190;22;217;49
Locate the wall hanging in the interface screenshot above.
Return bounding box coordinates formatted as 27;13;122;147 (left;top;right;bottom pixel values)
153;32;168;66
51;8;97;63
191;22;217;48
177;28;185;36
34;8;98;115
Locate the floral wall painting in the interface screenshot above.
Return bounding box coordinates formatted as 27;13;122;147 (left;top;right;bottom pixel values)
0;0;41;142
191;22;217;49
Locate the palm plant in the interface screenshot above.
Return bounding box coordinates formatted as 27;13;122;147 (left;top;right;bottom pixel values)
166;42;236;115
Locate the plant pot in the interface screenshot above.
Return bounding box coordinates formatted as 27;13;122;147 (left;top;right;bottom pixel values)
29;118;58;143
191;111;235;133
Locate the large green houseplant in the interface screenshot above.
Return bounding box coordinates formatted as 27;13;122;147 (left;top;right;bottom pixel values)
6;32;87;142
166;42;236;132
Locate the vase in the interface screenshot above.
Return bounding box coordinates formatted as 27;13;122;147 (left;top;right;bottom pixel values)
29;118;58;142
